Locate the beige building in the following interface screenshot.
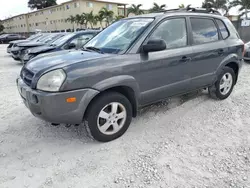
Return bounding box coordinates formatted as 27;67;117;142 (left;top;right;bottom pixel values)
2;0;126;33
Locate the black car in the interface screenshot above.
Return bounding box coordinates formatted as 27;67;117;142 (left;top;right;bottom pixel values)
21;30;99;64
11;33;66;61
7;33;44;53
0;34;25;44
17;7;244;142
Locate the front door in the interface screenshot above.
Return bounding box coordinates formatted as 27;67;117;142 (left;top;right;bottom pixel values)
138;18;194;105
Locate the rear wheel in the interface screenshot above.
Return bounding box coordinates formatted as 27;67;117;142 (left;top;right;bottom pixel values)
85;92;132;142
209;67;236;100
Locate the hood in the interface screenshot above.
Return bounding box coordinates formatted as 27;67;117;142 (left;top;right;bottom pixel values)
18;42;45;47
26;50;113;73
29;45;56;54
10;39;30;44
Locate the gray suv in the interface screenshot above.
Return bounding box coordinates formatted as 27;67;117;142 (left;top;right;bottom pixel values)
17;8;244;142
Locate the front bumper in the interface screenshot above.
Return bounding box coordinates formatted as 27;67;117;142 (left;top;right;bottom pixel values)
17;78;99;124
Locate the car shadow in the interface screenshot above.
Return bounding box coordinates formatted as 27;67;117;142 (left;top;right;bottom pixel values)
45;89;208;143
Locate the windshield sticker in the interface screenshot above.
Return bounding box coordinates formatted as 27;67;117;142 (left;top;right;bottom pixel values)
131;22;149;27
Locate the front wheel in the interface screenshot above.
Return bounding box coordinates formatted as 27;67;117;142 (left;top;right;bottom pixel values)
85;92;132;142
209;67;236;100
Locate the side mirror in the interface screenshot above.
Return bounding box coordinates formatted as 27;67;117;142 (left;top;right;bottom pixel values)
66;43;76;49
142;39;166;53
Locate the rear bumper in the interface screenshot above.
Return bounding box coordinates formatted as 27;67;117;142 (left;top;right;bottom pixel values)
17;78;99;124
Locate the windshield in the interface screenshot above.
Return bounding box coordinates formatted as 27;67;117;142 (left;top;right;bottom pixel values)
85;18;154;54
51;33;75;46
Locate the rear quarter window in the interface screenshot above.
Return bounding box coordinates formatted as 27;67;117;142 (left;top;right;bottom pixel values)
223;19;240;39
216;19;229;39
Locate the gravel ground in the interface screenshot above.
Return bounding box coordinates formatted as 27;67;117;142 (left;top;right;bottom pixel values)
0;44;250;188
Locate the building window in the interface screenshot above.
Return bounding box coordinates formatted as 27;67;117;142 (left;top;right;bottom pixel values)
66;4;70;9
74;2;80;8
61;19;64;22
29;24;31;27
106;4;112;10
35;23;38;26
50;20;53;24
87;2;93;8
24;24;26;27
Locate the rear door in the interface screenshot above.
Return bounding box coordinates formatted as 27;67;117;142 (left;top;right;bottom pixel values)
188;17;228;89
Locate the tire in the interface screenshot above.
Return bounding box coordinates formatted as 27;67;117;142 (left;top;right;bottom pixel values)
85;91;132;142
208;67;236;100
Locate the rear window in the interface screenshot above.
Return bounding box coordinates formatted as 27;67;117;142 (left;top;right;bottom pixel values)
190;18;219;45
216;19;229;39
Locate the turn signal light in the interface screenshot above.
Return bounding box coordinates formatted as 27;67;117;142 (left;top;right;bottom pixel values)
66;97;76;103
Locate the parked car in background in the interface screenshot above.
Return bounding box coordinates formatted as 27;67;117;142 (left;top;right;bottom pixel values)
11;33;66;61
21;30;99;64
17;8;244;142
7;33;44;53
0;34;25;44
244;41;250;62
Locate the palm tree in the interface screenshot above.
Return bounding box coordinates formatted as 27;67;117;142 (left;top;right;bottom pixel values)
66;15;76;31
230;0;250;18
95;14;105;28
202;0;229;15
127;4;144;16
179;4;185;8
83;11;96;28
75;14;82;28
99;7;114;27
114;15;124;22
149;3;166;13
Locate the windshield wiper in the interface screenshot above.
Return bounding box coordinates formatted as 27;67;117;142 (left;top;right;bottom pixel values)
83;46;103;54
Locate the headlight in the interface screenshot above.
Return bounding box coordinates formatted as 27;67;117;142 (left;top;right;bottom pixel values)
37;69;66;92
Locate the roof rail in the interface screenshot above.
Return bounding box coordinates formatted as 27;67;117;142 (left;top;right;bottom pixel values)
162;5;221;15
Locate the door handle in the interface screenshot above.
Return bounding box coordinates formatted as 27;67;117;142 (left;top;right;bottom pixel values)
217;49;224;55
180;56;192;62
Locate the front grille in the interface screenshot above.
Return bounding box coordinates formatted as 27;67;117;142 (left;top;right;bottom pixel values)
21;68;34;87
8;43;13;48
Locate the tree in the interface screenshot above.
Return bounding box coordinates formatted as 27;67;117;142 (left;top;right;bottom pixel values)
114;15;124;22
95;14;105;28
83;11;96;29
149;3;166;13
28;0;57;10
75;14;82;28
99;7;114;27
0;20;4;33
230;0;250;18
66;15;76;31
127;4;144;16
202;0;229;15
179;4;185;8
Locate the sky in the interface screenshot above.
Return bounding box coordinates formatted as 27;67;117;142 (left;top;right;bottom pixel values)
0;0;240;20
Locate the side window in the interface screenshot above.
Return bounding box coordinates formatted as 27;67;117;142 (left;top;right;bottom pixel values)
150;18;187;49
216;19;229;39
70;34;94;48
190;18;219;45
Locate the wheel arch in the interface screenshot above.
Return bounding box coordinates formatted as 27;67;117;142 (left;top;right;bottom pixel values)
83;76;140;119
